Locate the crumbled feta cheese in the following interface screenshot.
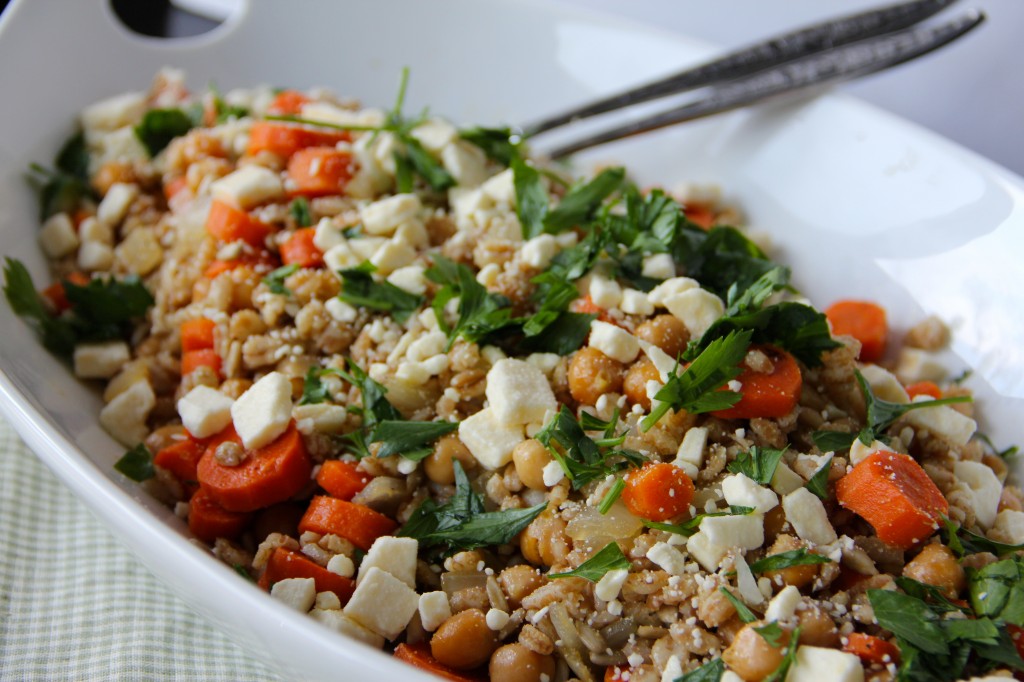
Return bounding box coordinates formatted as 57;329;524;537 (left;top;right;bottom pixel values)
588;274;622;309
786;646;865;682
858;364;909;404
410;118;458;154
458;407;525;469
387;265;428;295
595;568;629;602
100;378;155;446
525;353;560;377
994;510;1024;544
485;359;558;426
647;542;688;575
895;347;948;384
722;473;779;513
953;459;1002;529
360;194;421;235
418;591;452;632
521;234;559;269
177;385;234;438
326;553;355;578
442;140;488;187
648;277;699;307
39;213;80;258
325;298;358;323
542;460;565;487
481;169;515;204
406;331;447;363
765;585;801;622
734;554;763;605
849;438;892;466
78;240;114;271
638;339;675;382
476;262;501;288
370;238;417;274
80;92;146;132
674;427;708;469
589;320;640;363
74;341;130;380
230;371;293;450
97;182;138;226
700;513;765;551
486;608;510;630
343;566;420;640
357;536;418;588
641;253;675;279
312;217;344;252
904;397;977;447
662;288;724;337
770;460;805;496
79;217;113;245
270;577;316;612
211;165;284;209
309;608;385;648
620;288;654;315
661;655;683;682
782;488;838;545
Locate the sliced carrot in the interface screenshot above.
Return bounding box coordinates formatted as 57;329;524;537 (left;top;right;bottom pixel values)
621;462;695;522
684;202;715;230
182;348;221;378
204;251;280;279
905;381;942;400
153;436;206;494
41;271;90;312
206;200;273;248
836;450;948;550
286;146;354;198
825;300;888;362
1008;624;1024;664
316;460;371;501
257;546;356;603
569;294;616;324
164;175;189;201
393;643;483;682
189;487;253;543
181;318;216;352
712;345;802;420
197;423;313;513
843;633;901;666
247;121;349;158
279;227;324;268
267;90;310;116
299;496;397;551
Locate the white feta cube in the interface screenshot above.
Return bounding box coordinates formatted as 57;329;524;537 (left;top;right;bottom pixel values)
370;238;416;275
994;510;1024;545
770;461;805;496
542;460;565;487
904;398;977;447
485;359;557;426
588;320;640;364
859;364;909;404
458;407;525;469
782;488;838;545
481;169;515;204
765;585;801;622
77;240;114;271
73;341;130;380
701;513;765;551
80;92;146;132
648;277;699;307
722;473;779;514
343;566;420;640
476;263;501;288
418;591;452;632
663;288;724;337
595;568;629;602
177;385;234;438
326;553;355;578
407;331;447;363
393;219;429;249
661;656;683;682
486;608;510;630
410;118;457;154
953;460;1002;529
896;347;949;384
211;165;284;209
309;608;385;648
674;427;708;469
588;275;622;309
325;298;358;323
639;340;676;382
357;536;418;588
849;439;893;466
646;542;688;575
387;265;427;295
785;646;864;682
79;217;113;245
641;253;676;280
313;218;344;253
39;213;79;258
685;531;728;571
360;194;422;236
97;182;138;226
230;371;293;450
271;577;316;612
521;234;558;269
442;140;488;187
315;591;341;611
620;288;654;315
100;379;155;446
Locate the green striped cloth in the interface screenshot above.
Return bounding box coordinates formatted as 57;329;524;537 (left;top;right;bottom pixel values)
0;416;283;681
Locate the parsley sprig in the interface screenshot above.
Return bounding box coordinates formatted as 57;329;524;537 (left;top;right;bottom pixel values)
27;131;94;221
644;506;755;538
727;446;787;485
536;406;646;489
549;542;629;582
114;443;154;482
338;262;424;324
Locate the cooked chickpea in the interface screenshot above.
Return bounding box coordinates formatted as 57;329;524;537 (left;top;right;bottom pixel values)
568;346;625;406
430;608;497;670
722;622;787;682
498;564;545;608
635;314;689;358
520;512;571;567
903;542;965;599
796;603;840;647
763;534;818;589
623;357;661;410
513;439;552;491
489;643;556;682
424;434;477;485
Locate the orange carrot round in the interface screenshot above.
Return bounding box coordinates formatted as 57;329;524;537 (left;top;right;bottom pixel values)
257;546;356;604
393;643;483;682
683;202;715;229
181;348;221;378
843;633;901;666
267;90;310;116
621;462;695;522
153;436;206;494
180;318;216;352
189;487;253;543
905;381;942;400
316;460;371;501
206;200;274;248
279;227;324;268
836;450;948;550
163;175;189;201
298;496;397;551
286;147;353;198
247;121;349;158
197;423;313;513
825;300;888;362
712;345;802;420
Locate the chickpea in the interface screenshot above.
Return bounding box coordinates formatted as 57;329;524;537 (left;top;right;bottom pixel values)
796;603;840;647
903;543;965;599
763;535;818;589
623;357;661;410
430;608;497;670
722;622;788;682
635;314;689;358
568;347;625;406
513;439;552;491
489;643;556;682
424;434;476;485
498;564;545;608
520;512;571;567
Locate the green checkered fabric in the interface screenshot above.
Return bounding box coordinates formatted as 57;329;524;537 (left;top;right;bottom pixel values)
0;417;283;681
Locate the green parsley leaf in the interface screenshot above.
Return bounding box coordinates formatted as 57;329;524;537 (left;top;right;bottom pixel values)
642;329;751;431
135;108;194;156
811;429;859;453
868;589;949;655
394;151;415;193
338;262;424;323
536;406;645;489
298;366;343;405
748;549;831;574
598;479;625;515
370;420;459;460
517;311;596;356
763;626;801;682
401;136;455;191
805;455;833;500
719;587;757;624
755;621;786;647
512;156;549;239
725;265;791;316
967;558;1024;624
674;225;775;300
543;167;625;233
644;506;755;538
549;542;629;582
114;443;154;482
232;564;255;582
262;264;299;295
459;126;524;166
338;360;402;429
27;132;94;221
208;82;248;123
893;576;970;614
3;257;77;355
289;197;313;227
727;446;787;485
55;130;90;180
674;658;724;682
426;256;515;348
857;371;972;442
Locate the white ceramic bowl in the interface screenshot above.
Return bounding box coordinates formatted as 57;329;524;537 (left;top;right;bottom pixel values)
1;1;1022;680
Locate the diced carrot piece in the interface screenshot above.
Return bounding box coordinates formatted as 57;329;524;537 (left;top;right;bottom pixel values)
181;318;216;352
72;208;93;229
621;462;695;522
836;450;948;550
299;496;397;551
286;146;354;198
189;487;253;543
42;271;90;313
206;200;274;248
279;227;324;268
316;460;371;501
712;345;802;420
267;90;310;116
204;251;281;279
197;423;313;513
153;436;206;494
164;175;189;201
182;348;221;378
1008;625;1024;665
393;643;483;682
204;260;236;279
905;381;942;400
247;121;349;158
257;547;356;604
843;633;901;666
825;300;888;362
684;202;715;229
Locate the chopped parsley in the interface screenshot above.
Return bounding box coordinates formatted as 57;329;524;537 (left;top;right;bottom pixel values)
805;455;833;501
597;478;625;514
941;517;1024;558
643;506;755;538
549;541;629;582
289;197;313;227
134;108;194;156
727;446;787;485
425;255;515;348
763;626;801;682
262;264;299;295
747;549;831;574
338;262;424;323
718;587;756;623
370;420;459;461
114;443;154;482
674;658;725;682
459;125;524;166
27;131;94;221
536;405;646;489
